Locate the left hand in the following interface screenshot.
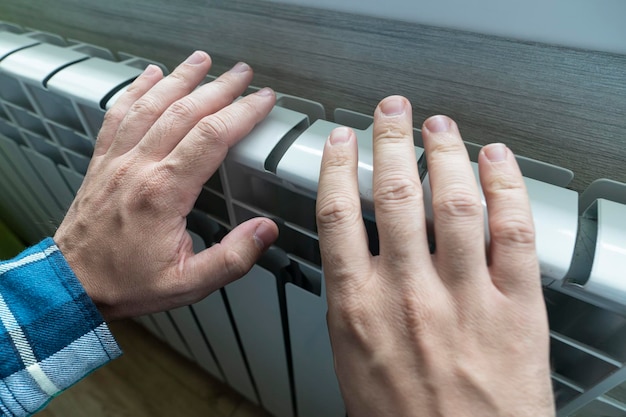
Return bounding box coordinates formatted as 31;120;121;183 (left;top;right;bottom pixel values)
55;51;279;321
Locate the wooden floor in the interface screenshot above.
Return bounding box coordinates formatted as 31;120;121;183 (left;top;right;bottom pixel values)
37;320;271;417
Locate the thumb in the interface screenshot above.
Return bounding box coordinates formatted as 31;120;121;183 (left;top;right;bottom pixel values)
186;217;279;293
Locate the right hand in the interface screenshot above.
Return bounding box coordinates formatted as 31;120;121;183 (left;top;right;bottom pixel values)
316;96;555;416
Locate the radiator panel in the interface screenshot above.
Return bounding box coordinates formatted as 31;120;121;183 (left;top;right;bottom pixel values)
1;23;625;417
168;306;223;381
225;265;294;417
286;267;345;417
192;290;259;404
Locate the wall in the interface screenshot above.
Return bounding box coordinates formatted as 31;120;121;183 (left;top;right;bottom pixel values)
0;0;624;192
270;0;626;54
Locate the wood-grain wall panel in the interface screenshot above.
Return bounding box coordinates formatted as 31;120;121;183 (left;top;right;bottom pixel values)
1;0;624;192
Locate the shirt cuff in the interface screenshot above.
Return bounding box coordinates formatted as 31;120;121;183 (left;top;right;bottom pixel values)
0;238;122;417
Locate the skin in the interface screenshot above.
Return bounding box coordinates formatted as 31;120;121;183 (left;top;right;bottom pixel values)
316;96;555;416
55;53;554;415
54;51;279;320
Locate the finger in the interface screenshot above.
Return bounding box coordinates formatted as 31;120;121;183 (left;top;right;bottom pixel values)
136;61;254;160
372;96;430;273
108;50;212;157
316;127;371;299
162;87;276;190
185;217;279;292
94;65;163;157
478;144;539;295
422;115;488;285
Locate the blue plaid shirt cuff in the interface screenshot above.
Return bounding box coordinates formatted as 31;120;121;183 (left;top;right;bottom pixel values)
0;238;122;417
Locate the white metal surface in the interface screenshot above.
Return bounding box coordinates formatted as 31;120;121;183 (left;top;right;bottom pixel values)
286;264;345;417
525;174;579;280
0;43;86;85
46;58;142;107
21;145;75;210
0;136;60;232
229;105;309;172
150;311;193;359
192;292;258;404
0;31;39;60
0;148;46;241
584;200;626;304
168;306;223;381
225;265;294;417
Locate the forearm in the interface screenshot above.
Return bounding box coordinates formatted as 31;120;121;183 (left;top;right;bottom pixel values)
0;238;121;417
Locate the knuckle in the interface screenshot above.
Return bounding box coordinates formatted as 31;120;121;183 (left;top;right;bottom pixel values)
168;68;192;85
214;73;250;102
335;298;366;325
102;106;126;128
113;120;133;145
403;294;435;335
167;98;200;120
222;247;250;279
323;148;354;170
130;96;162;118
374;175;422;206
330;297;376;343
107;159;132;191
196;115;230;145
133;178;165;212
209;76;228;88
484;167;525;191
432;189;483;220
122;165;173;213
376;124;411;142
124;82;140;95
329;286;447;350
491;216;536;246
400;288;454;343
125;77;149;95
209;77;232;97
236;98;261;119
427;136;465;159
316;195;360;228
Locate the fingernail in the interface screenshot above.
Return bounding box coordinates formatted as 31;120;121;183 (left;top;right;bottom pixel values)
185;51;207;65
256;87;274;97
231;61;250;73
379;96;406;116
329;127;352;145
254;220;275;251
483;143;508;162
253;221;276;250
424;115;450;133
143;64;160;76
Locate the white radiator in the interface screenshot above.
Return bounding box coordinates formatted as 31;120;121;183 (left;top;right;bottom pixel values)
1;21;626;417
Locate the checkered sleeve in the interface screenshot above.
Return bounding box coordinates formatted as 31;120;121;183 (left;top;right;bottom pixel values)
0;238;122;417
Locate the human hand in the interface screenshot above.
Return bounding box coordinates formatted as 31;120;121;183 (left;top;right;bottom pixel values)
54;51;279;321
316;96;555;416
